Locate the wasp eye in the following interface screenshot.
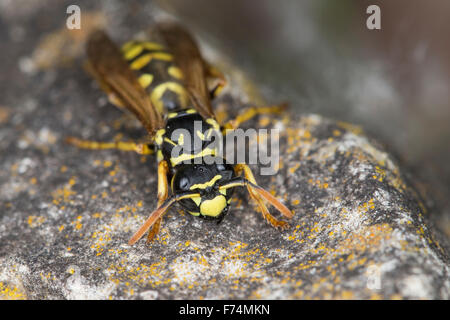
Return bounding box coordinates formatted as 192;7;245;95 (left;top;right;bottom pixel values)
179;177;189;190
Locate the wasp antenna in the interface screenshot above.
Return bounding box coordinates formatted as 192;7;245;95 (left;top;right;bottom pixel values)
250;184;294;219
219;178;294;219
128;191;202;245
128;198;175;245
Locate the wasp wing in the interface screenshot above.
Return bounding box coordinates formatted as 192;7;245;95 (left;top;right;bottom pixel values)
86;30;163;136
156;23;215;119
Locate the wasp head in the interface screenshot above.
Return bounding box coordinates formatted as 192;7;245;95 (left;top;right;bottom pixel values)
171;161;235;221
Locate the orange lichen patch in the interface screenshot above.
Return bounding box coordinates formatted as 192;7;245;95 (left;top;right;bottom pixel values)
60;165;68;173
289;162;301;174
386;168;408;193
284;126;315;154
107;256;172;288
0;282;26;300
71;215;83;231
68;177;76;186
103;160;113;168
338;290;354;299
90;227;112;256
92;212;104;218
334;224;393;255
30;12;106;70
51;177;76;204
287;223;306;243
358;198;376;213
26;215;46;228
372;166;386;182
307;178;330;189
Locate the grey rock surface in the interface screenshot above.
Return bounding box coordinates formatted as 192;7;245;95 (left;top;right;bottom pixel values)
0;1;449;300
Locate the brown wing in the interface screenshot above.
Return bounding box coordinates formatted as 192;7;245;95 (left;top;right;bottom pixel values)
86;30;163;136
156;23;215;119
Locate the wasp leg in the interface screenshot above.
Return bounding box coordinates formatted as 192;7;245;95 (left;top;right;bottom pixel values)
66;137;154;155
146;160;169;243
222;103;288;131
234;164;289;230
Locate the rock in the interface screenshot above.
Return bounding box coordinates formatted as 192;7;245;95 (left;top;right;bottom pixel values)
1;97;449;299
0;1;449;300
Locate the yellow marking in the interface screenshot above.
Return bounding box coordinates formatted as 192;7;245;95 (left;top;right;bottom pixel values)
191;196;202;206
206;128;215;140
150;52;173;61
155;129;165;146
188;211;200;216
196;130;206;140
186;109;197;114
167;112;178;119
190;175;222;191
170;147;217;166
178;133;184;145
170;175;175;192
219;189;227;196
129;52;173;70
168;66;183;79
164;137;177;146
200;195;227;217
206;118;220;131
121;41;135;52
138;73;153;88
123;44;143;60
211;83;225;97
157;150;163;162
130;52;173;70
130;53;153;70
150;82;189;114
141;42;164;51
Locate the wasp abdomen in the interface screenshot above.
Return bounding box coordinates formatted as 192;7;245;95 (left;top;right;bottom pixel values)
120;40;190;114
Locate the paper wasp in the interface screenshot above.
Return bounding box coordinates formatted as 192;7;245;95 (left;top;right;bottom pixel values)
67;23;293;245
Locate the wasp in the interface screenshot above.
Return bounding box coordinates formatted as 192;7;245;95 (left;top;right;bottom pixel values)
67;23;293;245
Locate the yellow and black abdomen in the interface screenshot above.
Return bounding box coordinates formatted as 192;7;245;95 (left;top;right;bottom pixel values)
120;40;190;114
155;109;221;167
